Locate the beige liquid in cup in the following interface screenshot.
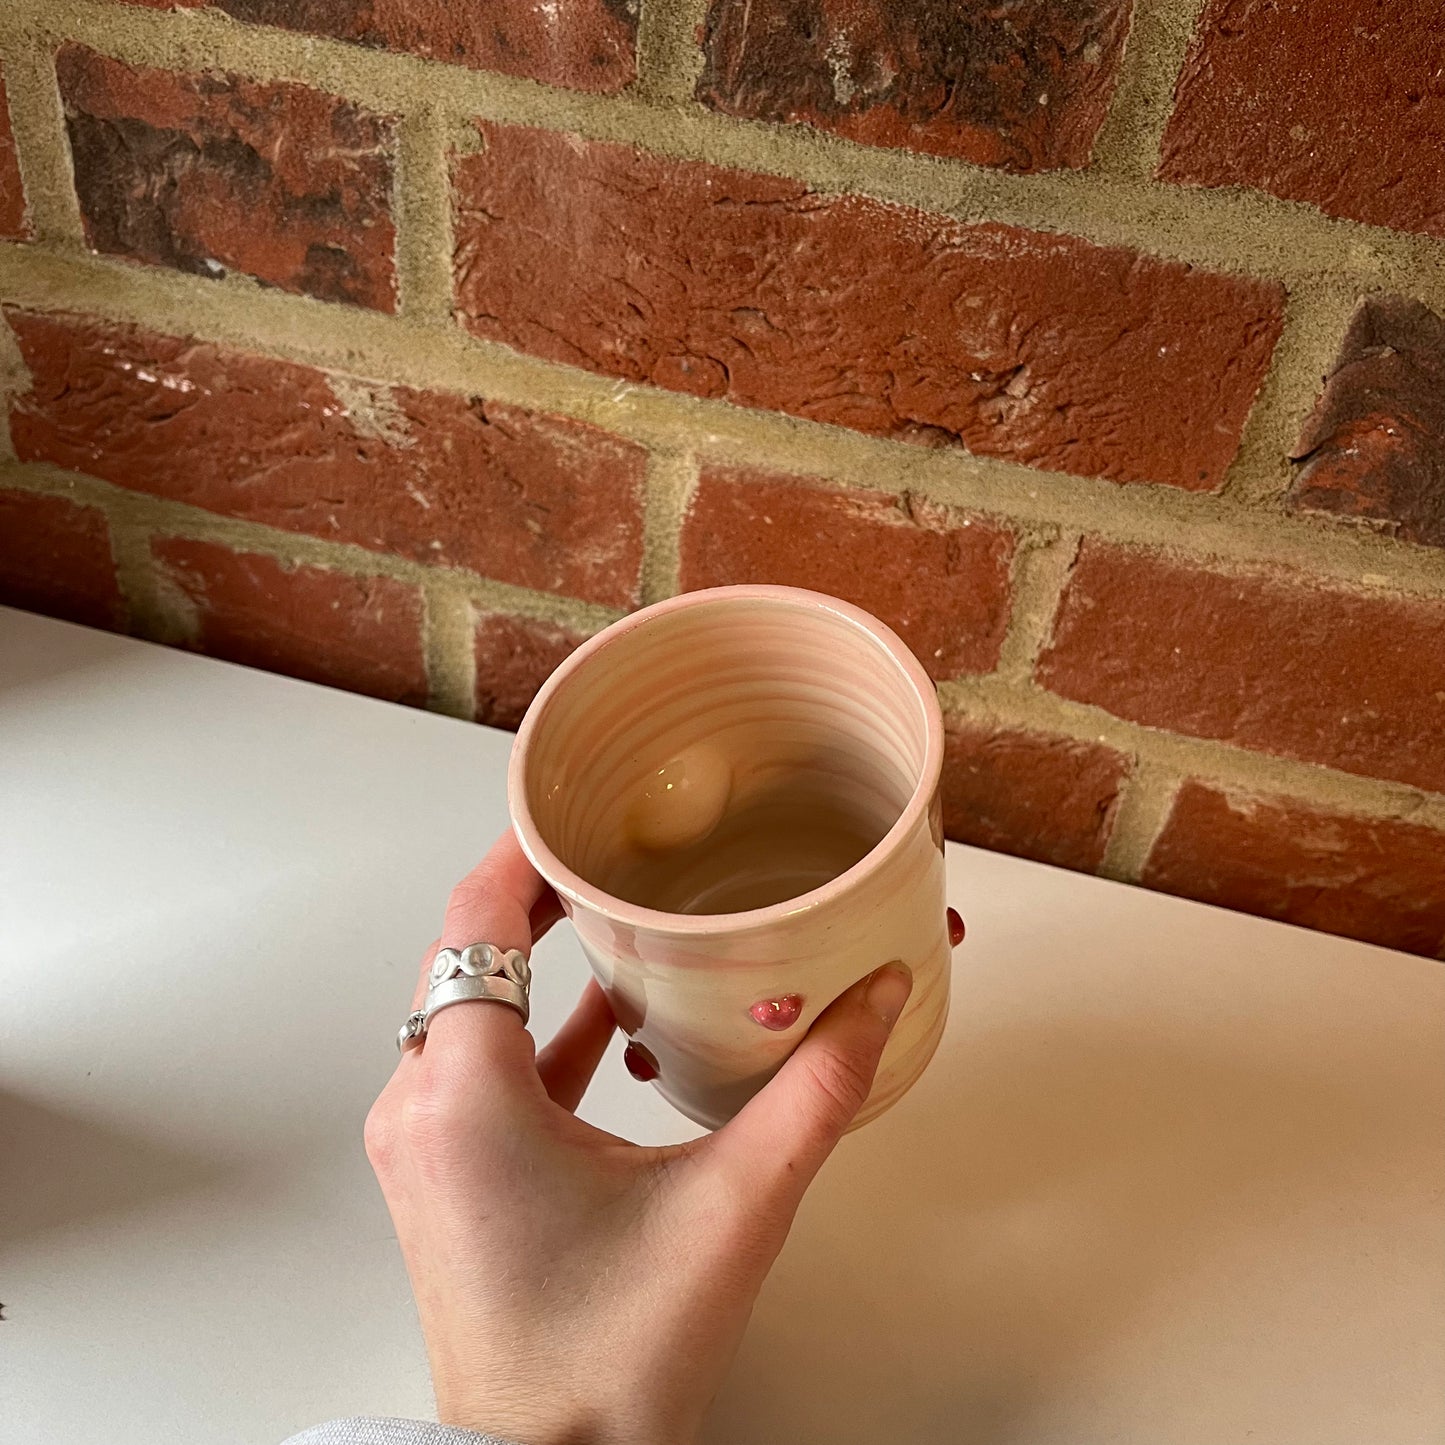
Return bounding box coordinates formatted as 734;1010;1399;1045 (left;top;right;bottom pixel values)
613;772;894;915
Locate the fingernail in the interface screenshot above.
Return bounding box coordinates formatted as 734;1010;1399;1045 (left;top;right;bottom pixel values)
864;963;913;1028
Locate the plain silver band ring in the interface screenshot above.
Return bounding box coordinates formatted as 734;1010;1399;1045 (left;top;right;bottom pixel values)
396;978;529;1052
426;973;530;1026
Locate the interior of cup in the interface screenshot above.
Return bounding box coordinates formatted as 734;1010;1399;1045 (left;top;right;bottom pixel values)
519;592;934;916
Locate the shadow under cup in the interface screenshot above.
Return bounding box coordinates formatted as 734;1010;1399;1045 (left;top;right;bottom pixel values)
508;585;950;1130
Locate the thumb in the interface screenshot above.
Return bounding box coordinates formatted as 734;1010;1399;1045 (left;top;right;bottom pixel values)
708;962;913;1214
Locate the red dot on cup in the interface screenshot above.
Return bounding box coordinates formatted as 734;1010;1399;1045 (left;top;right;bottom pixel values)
750;994;803;1030
623;1041;659;1082
947;907;965;947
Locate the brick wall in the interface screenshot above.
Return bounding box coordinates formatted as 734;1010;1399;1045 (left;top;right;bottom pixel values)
1;0;1443;959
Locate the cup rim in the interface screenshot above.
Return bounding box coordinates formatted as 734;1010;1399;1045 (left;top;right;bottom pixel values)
507;584;944;936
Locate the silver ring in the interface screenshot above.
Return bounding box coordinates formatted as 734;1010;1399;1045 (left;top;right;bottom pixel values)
428;942;531;992
397;942;532;1052
427;973;529;1026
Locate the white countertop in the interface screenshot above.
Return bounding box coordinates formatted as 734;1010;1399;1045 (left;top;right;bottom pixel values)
2;605;1442;1445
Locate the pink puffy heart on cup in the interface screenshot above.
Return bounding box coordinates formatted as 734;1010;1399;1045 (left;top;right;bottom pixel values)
750;994;804;1031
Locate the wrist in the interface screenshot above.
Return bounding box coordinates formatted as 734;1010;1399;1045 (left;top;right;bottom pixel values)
435;1377;601;1445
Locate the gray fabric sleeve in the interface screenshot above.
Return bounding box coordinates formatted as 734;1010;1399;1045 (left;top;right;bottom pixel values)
281;1418;523;1445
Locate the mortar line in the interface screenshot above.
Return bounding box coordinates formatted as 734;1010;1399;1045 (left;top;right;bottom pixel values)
638;449;697;605
5;244;1445;600
0;459;628;632
1089;0;1207;180
103;504;191;643
0;314;28;462
420;579;476;719
937;672;1445;823
0;28;85;246
993;531;1080;685
1219;280;1363;506
392;103;454;325
19;0;1445;300
1096;762;1181;883
634;0;707;106
7;243;1444;600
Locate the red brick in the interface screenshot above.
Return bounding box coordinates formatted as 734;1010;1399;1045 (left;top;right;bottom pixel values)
0;488;125;631
942;720;1128;871
454;125;1283;491
1289;297;1445;550
152;536;427;704
679;467;1013;679
1143;781;1445;958
6;310;646;609
56;45;396;311
1159;0;1445;240
1036;541;1445;795
697;0;1130;170
140;0;639;94
0;66;27;240
474;611;590;730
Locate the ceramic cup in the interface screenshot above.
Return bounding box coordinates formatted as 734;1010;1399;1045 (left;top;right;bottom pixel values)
508;584;949;1130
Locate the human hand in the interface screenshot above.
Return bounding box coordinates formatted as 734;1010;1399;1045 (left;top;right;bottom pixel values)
364;829;915;1445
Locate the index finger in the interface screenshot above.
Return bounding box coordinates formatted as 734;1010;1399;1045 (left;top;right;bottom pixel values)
406;885;564;1014
408;830;557;1070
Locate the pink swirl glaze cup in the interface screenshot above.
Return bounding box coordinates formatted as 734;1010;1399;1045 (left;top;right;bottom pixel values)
508;585;949;1131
